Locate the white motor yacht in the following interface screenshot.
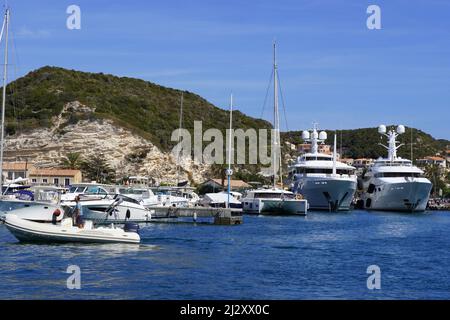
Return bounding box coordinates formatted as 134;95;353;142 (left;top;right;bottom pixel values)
360;125;432;212
62;194;152;224
288;126;357;211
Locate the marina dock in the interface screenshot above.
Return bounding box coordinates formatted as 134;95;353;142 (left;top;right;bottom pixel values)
147;206;243;225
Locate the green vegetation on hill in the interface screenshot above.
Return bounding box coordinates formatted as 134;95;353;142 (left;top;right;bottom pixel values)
4;66;271;151
282;127;449;161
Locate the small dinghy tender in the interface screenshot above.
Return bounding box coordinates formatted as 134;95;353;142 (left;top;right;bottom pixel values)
4;214;141;244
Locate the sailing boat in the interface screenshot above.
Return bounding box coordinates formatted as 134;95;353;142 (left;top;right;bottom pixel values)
241;43;308;215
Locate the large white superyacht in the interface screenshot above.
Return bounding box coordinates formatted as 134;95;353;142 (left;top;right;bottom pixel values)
288;125;357;211
360;125;432;212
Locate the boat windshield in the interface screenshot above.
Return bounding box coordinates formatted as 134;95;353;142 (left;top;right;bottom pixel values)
119;188;147;195
85;186;113;195
69;186;87;193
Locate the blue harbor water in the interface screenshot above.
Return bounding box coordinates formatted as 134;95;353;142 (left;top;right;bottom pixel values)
1;210;450;299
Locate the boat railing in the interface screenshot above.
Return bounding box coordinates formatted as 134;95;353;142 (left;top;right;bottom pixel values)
294;173;356;179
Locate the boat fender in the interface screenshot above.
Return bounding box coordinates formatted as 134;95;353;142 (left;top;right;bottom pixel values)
126;209;131;220
52;209;61;225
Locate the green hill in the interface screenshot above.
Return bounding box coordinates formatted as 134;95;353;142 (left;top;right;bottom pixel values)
4;66;271;151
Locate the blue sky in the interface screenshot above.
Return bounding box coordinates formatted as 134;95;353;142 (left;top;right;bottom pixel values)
4;0;450;139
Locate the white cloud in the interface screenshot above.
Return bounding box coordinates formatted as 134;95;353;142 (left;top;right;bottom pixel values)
16;26;50;39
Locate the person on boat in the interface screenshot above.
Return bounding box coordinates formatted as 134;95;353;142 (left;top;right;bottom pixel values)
73;196;84;228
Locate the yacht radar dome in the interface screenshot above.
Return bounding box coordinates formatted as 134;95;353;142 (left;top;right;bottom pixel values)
302;130;310;140
312;131;319;139
397;125;405;134
319;131;327;140
378;125;386;134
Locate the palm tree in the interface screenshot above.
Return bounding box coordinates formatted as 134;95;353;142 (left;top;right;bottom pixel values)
209;163;227;190
60;152;82;169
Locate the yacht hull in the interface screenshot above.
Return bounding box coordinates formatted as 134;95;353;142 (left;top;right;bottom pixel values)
363;181;432;212
81;203;151;223
243;198;308;215
0;199;37;215
294;178;357;211
0;203;64;223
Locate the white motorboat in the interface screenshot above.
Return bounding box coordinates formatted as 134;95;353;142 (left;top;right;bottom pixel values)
360;125;432;212
60;183;116;202
242;188;308;215
117;186;161;207
200;192;242;208
62;194;152;224
3;214;140;244
288;126;357;211
150;186;199;207
0;202;65;223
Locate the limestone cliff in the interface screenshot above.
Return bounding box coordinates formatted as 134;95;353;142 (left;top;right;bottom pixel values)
4;101;209;184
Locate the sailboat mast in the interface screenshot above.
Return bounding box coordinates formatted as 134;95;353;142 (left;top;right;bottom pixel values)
272;42;279;189
176;92;183;185
0;9;9;189
333;133;337;176
227;94;233;208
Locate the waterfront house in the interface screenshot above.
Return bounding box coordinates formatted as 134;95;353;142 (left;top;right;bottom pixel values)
28;168;82;186
2;162;33;182
200;178;251;193
416;156;447;169
296;143;332;155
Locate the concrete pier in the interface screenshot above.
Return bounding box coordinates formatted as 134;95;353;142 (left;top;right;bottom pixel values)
147;206;243;225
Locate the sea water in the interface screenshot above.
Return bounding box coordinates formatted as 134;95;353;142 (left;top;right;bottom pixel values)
1;210;450;299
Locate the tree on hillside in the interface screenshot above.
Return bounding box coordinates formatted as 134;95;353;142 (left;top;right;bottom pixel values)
209;163;227;187
80;153;115;183
60;152;82;169
423;164;446;197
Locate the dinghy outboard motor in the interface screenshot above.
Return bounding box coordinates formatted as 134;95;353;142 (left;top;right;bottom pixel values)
124;222;139;234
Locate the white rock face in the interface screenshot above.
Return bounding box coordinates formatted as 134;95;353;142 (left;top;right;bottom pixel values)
4;101;210;184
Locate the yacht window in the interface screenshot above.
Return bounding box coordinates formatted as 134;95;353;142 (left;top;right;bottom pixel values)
86;186;100;194
253;193;294;199
99;188;108;195
375;172;421;178
305;156;332;161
